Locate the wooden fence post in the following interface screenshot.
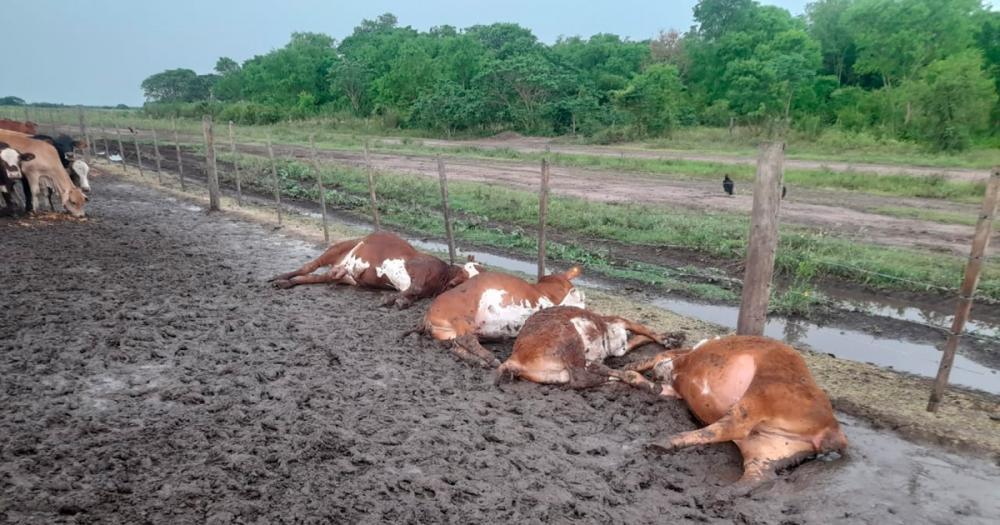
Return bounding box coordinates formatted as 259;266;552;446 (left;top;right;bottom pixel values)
151;128;163;185
202;115;221;211
309;135;329;243
927;169;1000;411
77;107;92;163
114;128;128;174
172;118;185;190
266;134;282;226
99;126;109;160
363;140;381;230
131;127;145;177
537;158;551;280
736;141;785;336
437;156;457;265
228;121;243;206
22;107;30;124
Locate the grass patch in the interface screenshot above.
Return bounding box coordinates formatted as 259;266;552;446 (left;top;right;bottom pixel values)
873;206;998;228
219;151;1000;305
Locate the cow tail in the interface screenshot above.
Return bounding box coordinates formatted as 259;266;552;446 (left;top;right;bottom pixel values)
494;361;522;386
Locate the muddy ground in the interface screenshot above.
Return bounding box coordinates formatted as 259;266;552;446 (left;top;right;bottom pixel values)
2;174;998;524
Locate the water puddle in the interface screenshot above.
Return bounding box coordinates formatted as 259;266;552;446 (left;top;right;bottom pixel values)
651;297;999;395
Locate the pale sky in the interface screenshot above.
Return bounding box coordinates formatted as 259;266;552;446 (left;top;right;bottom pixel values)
6;1;817;106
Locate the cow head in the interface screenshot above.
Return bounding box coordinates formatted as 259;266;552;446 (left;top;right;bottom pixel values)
536;266;585;307
445;255;485;290
0;142;35;181
71;160;91;192
62;186;87;218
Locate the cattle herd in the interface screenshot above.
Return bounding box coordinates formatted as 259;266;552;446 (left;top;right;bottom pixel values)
0;119;91;217
269;230;849;495
0;115;848;496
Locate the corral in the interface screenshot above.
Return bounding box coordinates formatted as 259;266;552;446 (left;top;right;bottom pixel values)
2;173;998;523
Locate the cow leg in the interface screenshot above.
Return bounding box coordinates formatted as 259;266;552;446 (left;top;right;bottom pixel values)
450;334;500;368
620;320;669;346
623;350;678;373
648;404;756;453
26;178;41;214
268;239;360;282
273;266;348;289
379;292;416;310
47;188;56;211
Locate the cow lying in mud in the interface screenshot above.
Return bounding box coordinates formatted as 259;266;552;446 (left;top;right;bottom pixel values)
269;231;480;309
618;335;848;494
495;305;684;387
411;268;585;368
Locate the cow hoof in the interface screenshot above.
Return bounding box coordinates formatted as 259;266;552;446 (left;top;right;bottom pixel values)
645;440;678;454
272;280;293;290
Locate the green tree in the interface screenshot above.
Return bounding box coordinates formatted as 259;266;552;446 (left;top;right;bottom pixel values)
806;0;856;85
910;51;996;151
614;64;687;136
141;68;209;102
0;96;25;106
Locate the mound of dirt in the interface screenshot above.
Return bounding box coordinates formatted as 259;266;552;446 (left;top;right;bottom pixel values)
489;131;525;141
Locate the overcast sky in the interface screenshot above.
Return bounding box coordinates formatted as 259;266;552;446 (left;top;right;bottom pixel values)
3;0;834;106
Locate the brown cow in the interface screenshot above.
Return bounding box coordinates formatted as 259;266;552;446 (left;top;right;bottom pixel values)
269;231;479;309
0;119;38;135
495;306;682;387
414;268;585;367
618;335;848;494
0;130;86;217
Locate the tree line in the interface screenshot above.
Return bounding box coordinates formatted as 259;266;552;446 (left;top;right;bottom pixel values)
139;0;1000;151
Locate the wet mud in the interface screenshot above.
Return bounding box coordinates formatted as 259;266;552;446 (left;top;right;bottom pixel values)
2;175;997;524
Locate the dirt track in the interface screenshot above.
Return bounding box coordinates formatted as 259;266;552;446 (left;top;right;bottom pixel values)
2;174;998;523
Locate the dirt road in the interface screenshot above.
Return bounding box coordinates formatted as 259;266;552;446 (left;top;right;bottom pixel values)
391;134;992;182
1;174;998;523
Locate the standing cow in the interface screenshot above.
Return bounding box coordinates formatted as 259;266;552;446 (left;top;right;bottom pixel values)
0;130;87;217
269;231;480;309
618;335;848;494
26;134;91;210
412;268;585;367
0;142;35;212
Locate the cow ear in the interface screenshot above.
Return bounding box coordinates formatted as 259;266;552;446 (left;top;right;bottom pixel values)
466;254;475;262
19;153;35;162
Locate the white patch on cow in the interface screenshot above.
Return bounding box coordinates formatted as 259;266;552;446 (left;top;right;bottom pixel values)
475;288;550;338
571;317;630;363
337;241;370;285
72;160;91;190
463;262;479;278
559;287;586;308
0;148;21;178
376;258;411;292
700;377;712;395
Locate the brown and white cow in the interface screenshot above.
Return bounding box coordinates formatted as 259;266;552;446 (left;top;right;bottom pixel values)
495;306;682;388
0;130;87;217
0;119;38;135
414;268;585;367
269;231;479;309
618;335;848;493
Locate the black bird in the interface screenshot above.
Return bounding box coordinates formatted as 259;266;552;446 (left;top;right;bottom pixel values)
723;175;734;196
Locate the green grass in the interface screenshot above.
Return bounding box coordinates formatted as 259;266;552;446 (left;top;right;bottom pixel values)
368;140;988;203
873;206;999;229
9;105;998;170
218;151;1000;305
